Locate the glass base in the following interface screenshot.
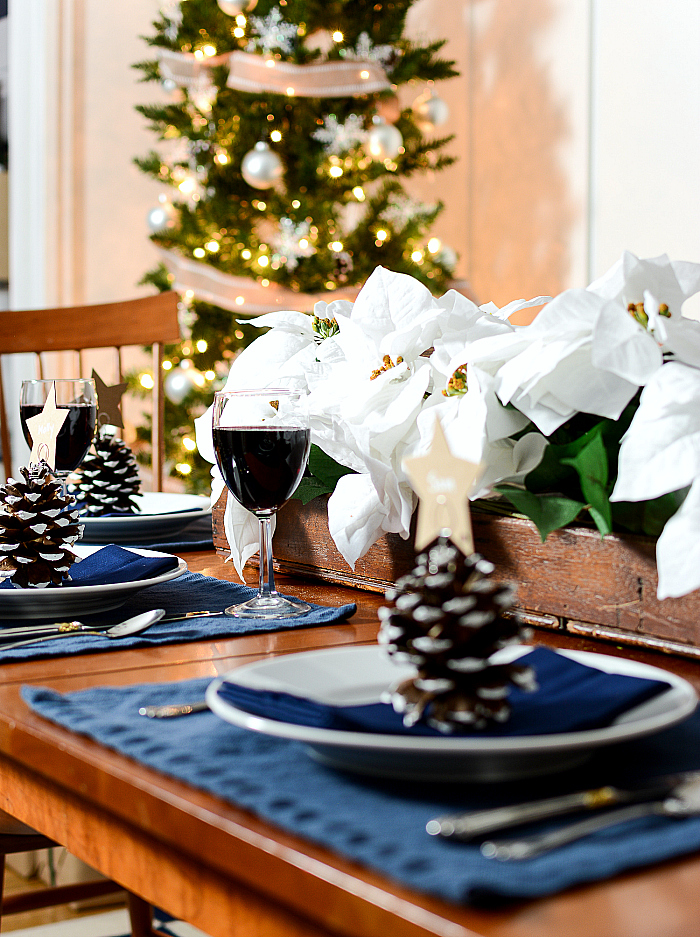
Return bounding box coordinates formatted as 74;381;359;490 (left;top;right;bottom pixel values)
225;594;311;619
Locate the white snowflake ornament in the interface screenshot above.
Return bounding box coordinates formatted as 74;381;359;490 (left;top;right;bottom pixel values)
246;7;298;55
312;114;366;155
272;218;317;270
342;31;396;69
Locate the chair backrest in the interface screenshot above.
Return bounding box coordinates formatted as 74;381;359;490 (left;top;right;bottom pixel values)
0;292;181;490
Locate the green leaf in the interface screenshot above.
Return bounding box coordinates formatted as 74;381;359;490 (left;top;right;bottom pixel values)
496;487;585;541
561;429;612;536
612;489;688;537
307;445;355;489
291;476;333;505
526;420;608;495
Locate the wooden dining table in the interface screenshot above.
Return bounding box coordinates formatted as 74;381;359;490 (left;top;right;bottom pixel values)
0;549;699;937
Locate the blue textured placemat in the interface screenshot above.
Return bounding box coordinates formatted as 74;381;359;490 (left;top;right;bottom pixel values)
0;572;356;660
22;674;700;905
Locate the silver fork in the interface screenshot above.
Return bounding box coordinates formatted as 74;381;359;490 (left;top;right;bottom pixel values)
481;774;700;860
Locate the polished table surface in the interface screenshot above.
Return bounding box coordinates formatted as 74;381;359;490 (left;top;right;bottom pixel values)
1;550;700;937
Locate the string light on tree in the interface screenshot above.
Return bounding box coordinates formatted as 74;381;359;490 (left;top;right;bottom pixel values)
241;142;283;189
164;362;206;404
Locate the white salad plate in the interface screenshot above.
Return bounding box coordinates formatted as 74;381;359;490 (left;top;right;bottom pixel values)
0;544;187;619
79;491;211;544
206;644;698;782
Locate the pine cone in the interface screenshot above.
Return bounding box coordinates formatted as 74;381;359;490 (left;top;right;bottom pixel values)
378;540;537;732
0;462;82;588
75;430;141;517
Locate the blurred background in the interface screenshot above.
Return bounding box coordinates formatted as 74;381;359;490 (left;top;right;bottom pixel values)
1;0;699;479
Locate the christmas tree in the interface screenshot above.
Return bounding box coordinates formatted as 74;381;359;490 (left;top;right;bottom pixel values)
134;0;458;489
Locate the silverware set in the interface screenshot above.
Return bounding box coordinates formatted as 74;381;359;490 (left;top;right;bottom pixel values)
0;609;226;650
0;609;167;649
427;771;700;859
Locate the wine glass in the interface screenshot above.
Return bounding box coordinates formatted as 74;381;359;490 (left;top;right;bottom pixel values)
213;388;311;618
19;379;98;491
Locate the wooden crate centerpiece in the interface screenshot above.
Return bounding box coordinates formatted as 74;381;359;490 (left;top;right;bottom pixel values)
212;493;700;660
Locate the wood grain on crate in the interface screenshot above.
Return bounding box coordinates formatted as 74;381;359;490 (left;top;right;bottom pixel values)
212;493;700;657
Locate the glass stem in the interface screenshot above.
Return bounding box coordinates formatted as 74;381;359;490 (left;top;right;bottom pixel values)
257;514;277;599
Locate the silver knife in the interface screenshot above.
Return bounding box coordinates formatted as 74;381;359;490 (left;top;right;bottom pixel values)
0;610;225;642
0;621;114;641
426;771;700;841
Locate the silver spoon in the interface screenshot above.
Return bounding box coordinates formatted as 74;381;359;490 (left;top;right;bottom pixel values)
0;609;166;650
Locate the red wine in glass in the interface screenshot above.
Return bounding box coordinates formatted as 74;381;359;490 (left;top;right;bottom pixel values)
213;426;310;514
212;388;311;619
20;403;97;473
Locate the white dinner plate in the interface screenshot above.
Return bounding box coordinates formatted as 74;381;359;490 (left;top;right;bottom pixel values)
79;491;211;544
206;645;698;782
0;544;187;620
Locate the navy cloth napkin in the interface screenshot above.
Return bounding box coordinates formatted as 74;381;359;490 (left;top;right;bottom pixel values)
0;571;356;659
216;647;670;737
22;669;700;905
0;545;179;590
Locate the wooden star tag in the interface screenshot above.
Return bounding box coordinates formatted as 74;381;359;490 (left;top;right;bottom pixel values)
92;369;127;429
403;419;483;554
25;382;68;470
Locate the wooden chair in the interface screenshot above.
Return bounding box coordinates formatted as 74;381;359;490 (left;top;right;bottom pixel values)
0;292;181;489
0;291;180;935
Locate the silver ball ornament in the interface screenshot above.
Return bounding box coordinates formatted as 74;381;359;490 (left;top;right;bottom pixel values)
367;117;403;161
164;365;201;404
241;141;284;189
412;90;450;133
217;0;257;15
147;199;177;234
437;244;458;269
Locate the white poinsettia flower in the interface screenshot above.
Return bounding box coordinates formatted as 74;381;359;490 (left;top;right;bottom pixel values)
587;250;700;313
589;252;700;384
612;361;700;503
304;266;453;565
416;368;546;500
656;478;700;599
461;289;638;436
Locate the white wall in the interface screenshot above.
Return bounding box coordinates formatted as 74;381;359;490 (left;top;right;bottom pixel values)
591;0;700;277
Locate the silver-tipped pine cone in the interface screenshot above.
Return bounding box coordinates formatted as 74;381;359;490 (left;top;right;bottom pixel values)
0;462;82;588
75;430;141;516
378;540;537;732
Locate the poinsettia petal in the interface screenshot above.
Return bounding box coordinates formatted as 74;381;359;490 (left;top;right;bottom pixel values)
592;300;662;384
656;480;700;599
612;362;700;502
222;493;268;582
661;316;700;369
327;473;390;568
